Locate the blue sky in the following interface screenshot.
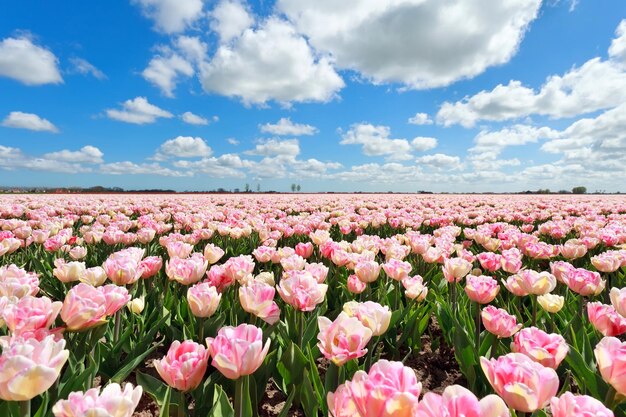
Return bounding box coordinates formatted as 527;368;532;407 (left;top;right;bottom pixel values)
1;0;625;192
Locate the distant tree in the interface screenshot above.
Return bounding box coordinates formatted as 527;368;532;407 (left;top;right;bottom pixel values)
296;184;301;192
245;183;250;192
234;188;240;193
291;183;297;192
256;183;261;192
572;186;587;194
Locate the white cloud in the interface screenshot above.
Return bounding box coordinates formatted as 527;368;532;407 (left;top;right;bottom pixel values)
210;0;254;43
106;97;173;124
200;17;344;105
245;138;300;158
2;111;59;133
408;112;433;125
340;124;413;161
154;136;213;160
411;137;438;151
132;0;205;34
0;37;62;85
0;146;94;174
70;57;106;80
142;53;194;97
227;138;240;145
181;111;210;125
43;146;104;164
259;118;317;136
416;153;462;170
277;0;541;89
437;20;626;127
174;153;248;178
101;161;187;176
175;36;208;64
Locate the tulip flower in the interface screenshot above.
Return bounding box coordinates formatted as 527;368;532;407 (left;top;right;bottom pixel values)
52;383;143;417
53;259;86;283
138;256;162;279
415;385;509;417
277;270;327;312
402;275;428;301
0;265;39;299
503;270;557;296
588;302;626;336
465;275;500;304
481;305;522;339
481;352;559;412
317;312;372;366
0;335;69;401
595;336;626;396
382;258;412;281
155;340;209;392
1;295;62;337
203;243;225;264
343;301;392;337
61;283;109;331
537;293;564;313
610;287;626;318
550;392;614;417
354;260;381;283
511;327;569;369
347;274;367;294
187;282;221;318
165;253;208;285
239;281;281;325
206;324;270;380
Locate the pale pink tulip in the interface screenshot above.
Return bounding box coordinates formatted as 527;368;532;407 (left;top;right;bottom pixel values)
503;270;556;296
2;296;62;337
415;385;509;417
52;383;143;417
79;266;107;287
100;285;131;316
295;242;314;258
464;275;500;304
476;252;502;273
206;324;270;379
0;264;39;298
239;281;280;325
139;256;162;278
511;327;569;369
0;335;69;401
317;312;372;366
402;275;428;301
187;282;221;318
383;259;412;281
481;352;559;412
354;260;381;283
222;255;255;285
277;270;327;312
166;253;208;285
481;305;522;338
53;259;86;283
304;262;329;283
595;336;626;396
166;241;194;259
203;243;225;264
343;301;391;336
61;283;108;331
550;392;614;417
610;287;626;318
588;302;626;336
347;274;367;294
155;340;209;391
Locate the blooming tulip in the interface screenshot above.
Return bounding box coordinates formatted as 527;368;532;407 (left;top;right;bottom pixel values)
382;259;412;281
415;385;509;417
588;302;626;336
61;283;108;331
481;305;522;338
155;340;209;391
354;260;381;283
239;281;281;325
442;257;472;283
1;295;62;337
511;327;569;369
0;264;39;299
317;312;372;366
537;293;564;313
166;253;208;285
550;392;614;417
206;324;270;379
464;275;500;304
343;301;391;337
277;270;327;312
595;336;626;395
203;243;225;264
481;352;559;412
187;282;221;318
503;270;557;296
52;383;143;417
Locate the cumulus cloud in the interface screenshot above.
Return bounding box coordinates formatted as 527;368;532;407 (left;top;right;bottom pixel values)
43;146;104;164
227;138;240;145
340;124;413;161
106;97;173;124
411;137;438;151
0;145;95;174
181;111;210;125
69;57;106;80
200;16;344;105
437;19;626;127
154;136;213;160
259;118;317;136
416;153;462;170
277;0;541;89
2;111;59;133
132;0;204;34
408;112;433;125
245;138;300;158
0;36;62;85
209;0;254;43
101;161;187;176
142;53;194;97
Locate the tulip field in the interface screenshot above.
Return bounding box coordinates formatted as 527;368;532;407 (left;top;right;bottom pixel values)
1;193;626;417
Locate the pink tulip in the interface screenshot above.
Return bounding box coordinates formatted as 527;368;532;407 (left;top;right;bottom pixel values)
137;227;156;244
304;262;329;283
206;324;270;379
139;256;162;278
481;352;559;412
187;282;221;318
354;260;381;283
481;305;522;338
60;283;108;331
102;253;142;286
52;383;143;417
0;335;69;401
611;287;626;318
166;253;208;285
347;274;367;294
0;264;39;298
252;245;276;263
562;268;605;296
277;270;327;312
343;301;391;337
239;281;281;325
69;246;87;260
476;252;502;273
205;264;233;291
501;248;523;274
592;253;622;273
100;284;131;316
203;243;225;264
511;327;569;369
588;302;626;336
80;266;108;287
222;255;255;285
327;360;421;417
53;259;86;283
442;257;472;283
280;254;307;271
465;275;500;304
550;261;575;283
560;240;588;259
382;259;412;281
155;340;209;391
295;242;314;258
317;312;372;366
415;385;509;417
550;392;614;417
402;275;428;301
595;336;626;396
503;270;556;296
166;241;194;259
1;295;62;337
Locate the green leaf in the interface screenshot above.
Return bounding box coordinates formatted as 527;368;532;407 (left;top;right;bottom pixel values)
207;384;234;417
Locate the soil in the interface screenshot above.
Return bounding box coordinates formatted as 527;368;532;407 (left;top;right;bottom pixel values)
131;321;463;416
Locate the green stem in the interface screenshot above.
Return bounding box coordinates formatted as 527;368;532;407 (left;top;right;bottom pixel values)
605;385;617;409
475;302;481;351
113;310;122;344
234;376;246;417
490;335;499;358
451;281;457;314
531;296;537;327
19;400;30;417
178;393;186;417
198;317;205;342
298;311;304;347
